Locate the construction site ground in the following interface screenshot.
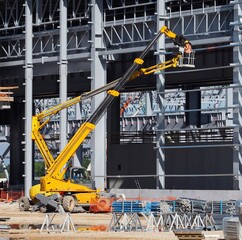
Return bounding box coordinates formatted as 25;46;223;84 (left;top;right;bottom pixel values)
0;201;225;240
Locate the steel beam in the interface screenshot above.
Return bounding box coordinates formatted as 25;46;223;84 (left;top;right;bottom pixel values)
232;1;242;190
59;0;68;151
156;0;166;189
24;0;33;198
90;0;106;190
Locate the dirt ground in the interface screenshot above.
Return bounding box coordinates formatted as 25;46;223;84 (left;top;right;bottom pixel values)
0;201;225;240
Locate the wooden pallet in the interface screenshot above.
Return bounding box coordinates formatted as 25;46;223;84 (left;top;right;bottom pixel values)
173;229;205;240
0;86;18;102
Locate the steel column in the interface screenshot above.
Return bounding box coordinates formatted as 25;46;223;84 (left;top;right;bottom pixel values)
36;0;42;25
156;0;166;189
232;2;242;190
90;1;106;190
24;0;33;197
59;0;68;151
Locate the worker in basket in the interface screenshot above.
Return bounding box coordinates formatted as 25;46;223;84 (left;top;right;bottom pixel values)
173;34;192;54
184;40;192;54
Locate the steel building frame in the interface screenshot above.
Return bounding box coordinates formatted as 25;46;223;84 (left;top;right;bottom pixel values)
0;0;241;192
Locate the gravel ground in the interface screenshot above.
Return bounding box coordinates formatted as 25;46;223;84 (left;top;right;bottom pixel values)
0;201;225;240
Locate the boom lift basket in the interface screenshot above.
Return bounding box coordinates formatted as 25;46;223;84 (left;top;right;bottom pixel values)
178;50;195;68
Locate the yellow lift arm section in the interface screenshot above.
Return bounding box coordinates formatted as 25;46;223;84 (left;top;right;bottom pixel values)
32;54;182;172
32;46;185;170
36;26;193;193
32;79;121;169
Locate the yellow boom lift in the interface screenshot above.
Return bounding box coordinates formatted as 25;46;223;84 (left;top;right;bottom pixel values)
18;26;194;213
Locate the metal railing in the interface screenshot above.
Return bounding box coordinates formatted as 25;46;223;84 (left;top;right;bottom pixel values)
112;130;156;144
111;127;234;145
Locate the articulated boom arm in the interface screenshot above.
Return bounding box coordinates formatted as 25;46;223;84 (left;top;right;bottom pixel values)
38;26;192;192
32;97;82;168
140;55;181;75
32;80;121;168
161;26;192;52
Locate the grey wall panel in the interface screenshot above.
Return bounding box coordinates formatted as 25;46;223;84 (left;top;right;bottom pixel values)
107;143;156;189
165;147;233;190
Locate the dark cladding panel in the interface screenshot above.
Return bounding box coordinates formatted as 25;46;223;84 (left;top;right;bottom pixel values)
0;110;10;125
107;143;156;189
165;147;233;190
165;47;233;87
9;101;25;186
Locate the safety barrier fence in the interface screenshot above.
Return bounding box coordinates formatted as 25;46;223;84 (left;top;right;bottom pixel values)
0;189;23;202
90;198;115;213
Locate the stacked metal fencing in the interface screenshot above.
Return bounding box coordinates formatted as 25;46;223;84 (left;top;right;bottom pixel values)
111;200;151;214
108;198;236;232
167;198;236;215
